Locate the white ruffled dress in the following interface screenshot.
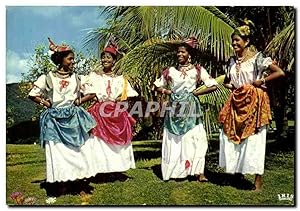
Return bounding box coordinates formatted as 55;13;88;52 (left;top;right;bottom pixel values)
83;72;138;173
28;72;98;182
154;66;217;180
219;53;273;175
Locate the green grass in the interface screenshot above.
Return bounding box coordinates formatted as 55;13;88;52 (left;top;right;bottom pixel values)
6;140;295;206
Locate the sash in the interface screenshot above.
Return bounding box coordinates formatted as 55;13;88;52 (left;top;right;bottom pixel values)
218;84;272;144
88;101;136;145
164;89;203;136
39;105;96;148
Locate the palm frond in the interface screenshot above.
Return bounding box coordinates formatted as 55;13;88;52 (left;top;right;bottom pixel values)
265;22;295;71
198;75;230;111
197;75;231;136
83;6;235;101
84;6;235;62
169;6;235;61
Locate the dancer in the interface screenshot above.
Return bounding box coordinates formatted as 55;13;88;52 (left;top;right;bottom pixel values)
28;38;97;194
83;42;138;176
218;19;285;191
154;37;218;182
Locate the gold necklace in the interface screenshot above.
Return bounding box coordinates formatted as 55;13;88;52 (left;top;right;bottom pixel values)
55;71;71;79
235;50;248;78
178;63;193;79
57;70;70;75
103;71;115;77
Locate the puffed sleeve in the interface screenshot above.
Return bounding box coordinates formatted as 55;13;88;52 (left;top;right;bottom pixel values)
126;79;138;97
153;75;165;88
257;55;273;71
81;72;96;95
153;68;169;88
28;74;46;96
255;52;273;79
200;67;218;87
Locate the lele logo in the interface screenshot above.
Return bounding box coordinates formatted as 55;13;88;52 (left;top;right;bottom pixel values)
277;193;294;201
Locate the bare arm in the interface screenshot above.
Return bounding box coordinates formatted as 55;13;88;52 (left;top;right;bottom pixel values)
253;63;285;87
193;85;217;96
28;95;51;108
155;86;172;95
223;75;235;90
74;93;96;106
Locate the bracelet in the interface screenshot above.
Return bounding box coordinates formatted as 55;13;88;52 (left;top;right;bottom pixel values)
77;98;82;105
261;78;266;84
40;98;45;106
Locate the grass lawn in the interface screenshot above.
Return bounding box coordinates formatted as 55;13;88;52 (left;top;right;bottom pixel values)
6;138;295;206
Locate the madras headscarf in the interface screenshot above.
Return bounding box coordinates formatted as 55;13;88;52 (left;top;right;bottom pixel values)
232;18;255;37
183;36;199;49
103;37;119;57
48;37;72;53
104;44;118;57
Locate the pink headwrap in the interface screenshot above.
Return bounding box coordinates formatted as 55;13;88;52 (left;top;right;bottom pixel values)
104;44;118;56
103;36;119;57
183;37;199;48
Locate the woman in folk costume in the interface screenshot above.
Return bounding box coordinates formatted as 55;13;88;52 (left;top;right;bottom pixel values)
28;38;97;193
218;19;285;191
153;37;218;182
82;41;138;174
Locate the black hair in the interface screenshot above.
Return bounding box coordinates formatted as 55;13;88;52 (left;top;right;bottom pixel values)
177;43;197;60
100;51;117;61
50;50;74;66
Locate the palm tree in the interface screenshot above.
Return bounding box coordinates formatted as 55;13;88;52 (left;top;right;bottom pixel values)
265;8;294;71
84;6;236;62
84;6;236;138
264;7;295;138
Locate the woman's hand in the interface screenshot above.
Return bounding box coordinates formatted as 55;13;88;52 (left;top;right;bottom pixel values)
252;79;265;87
160;88;172;95
192;89;198;96
74;98;81;106
155;86;173;95
223;83;235;90
194;85;217;96
41;99;51;108
164;89;173;95
45;99;52;108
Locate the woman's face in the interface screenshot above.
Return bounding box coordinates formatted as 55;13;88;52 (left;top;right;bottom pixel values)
231;35;249;54
101;52;115;70
177;46;190;65
62;52;75;72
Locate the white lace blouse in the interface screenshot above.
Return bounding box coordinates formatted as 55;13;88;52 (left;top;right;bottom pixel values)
229;53;273;88
154;66;218;93
83;72;138;101
28;72;80;108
